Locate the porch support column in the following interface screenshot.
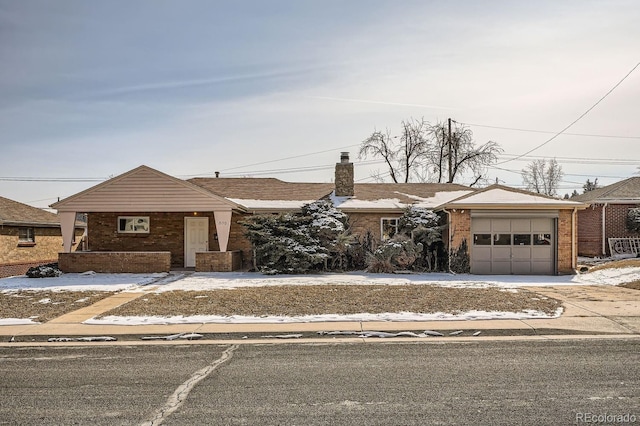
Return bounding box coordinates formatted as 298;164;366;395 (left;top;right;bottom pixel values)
59;211;77;253
213;210;232;252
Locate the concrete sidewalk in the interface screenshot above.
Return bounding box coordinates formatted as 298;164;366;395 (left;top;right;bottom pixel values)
1;284;639;344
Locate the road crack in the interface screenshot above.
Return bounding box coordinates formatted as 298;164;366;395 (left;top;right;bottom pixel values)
140;344;238;426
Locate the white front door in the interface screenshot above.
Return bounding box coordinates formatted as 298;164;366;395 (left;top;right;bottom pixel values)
185;217;209;267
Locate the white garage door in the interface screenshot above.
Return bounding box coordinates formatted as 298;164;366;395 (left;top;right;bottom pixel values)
471;217;555;275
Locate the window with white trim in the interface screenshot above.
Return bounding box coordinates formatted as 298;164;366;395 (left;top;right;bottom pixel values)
18;227;35;246
118;216;150;233
381;218;398;241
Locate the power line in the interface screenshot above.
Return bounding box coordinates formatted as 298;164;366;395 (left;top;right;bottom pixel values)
496;60;640;165
459;122;640;139
179;143;362;178
498;153;639;165
0;177;105;182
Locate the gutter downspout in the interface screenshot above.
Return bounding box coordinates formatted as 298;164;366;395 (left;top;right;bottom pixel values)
444;209;452;273
601;203;608;256
572;207;578;271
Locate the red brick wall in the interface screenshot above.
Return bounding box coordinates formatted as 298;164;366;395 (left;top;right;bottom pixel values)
606;204;640;240
577;203;640;257
59;252;171;273
577;205;604;257
88;211;254;269
196;251;243;272
88;212;189;267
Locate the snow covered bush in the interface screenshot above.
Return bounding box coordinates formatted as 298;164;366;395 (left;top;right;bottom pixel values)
240;200;353;274
26;263;62;278
366;237;423;273
627;207;640;233
399;207;446;271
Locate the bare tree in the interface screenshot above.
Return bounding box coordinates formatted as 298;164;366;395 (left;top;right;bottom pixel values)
522;158;564;196
425;121;502;186
359;118;430;183
359;118;502;185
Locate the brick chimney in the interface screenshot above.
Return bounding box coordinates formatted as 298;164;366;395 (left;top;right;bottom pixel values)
335;152;354;197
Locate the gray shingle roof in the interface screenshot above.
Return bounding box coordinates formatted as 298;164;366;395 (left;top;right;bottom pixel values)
0;196;60;226
571;177;640;203
188;177;470;204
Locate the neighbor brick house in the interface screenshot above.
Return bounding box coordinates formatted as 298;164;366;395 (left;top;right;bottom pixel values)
0;196;84;278
51;153;585;275
572;177;640;257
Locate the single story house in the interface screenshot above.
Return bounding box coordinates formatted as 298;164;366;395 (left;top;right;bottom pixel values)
572;177;640;257
51;153;585;275
0;196;84;278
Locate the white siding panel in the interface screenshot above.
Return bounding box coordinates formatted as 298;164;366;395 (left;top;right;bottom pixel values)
55;166;235;212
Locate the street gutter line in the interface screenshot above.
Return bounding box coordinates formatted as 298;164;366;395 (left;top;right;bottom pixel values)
140;344;239;426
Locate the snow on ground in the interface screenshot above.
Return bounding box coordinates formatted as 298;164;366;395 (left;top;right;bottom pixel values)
1;267;638;325
86;308;565;326
0;272;167;293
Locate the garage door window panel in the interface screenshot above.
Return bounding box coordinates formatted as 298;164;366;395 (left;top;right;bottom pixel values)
474;234;492;245
514;234;531;245
493;234;511;245
534;234;552;245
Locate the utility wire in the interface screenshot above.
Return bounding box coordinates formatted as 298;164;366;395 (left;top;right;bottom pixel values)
459;122;640;139
180;143;362;177
495;61;640;165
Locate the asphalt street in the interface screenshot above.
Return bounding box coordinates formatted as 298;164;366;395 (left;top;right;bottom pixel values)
1;339;638;425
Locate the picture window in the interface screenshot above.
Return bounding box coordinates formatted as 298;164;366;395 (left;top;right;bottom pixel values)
118;216;150;233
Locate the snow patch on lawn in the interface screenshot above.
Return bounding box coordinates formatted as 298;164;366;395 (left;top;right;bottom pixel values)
0;273;168;292
85;307;564;325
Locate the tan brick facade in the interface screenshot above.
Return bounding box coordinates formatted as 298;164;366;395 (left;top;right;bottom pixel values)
557;209;576;274
347;212;401;245
447;210;471;252
0;225;83;278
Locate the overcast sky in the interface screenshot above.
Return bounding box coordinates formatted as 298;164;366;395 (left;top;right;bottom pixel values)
1;0;639;208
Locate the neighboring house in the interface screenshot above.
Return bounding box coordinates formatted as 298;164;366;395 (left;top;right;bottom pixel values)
0;196;84;278
51;153;585;275
571;177;640;257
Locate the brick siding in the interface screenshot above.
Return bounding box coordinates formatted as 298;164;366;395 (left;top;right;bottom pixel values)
0;225;83;277
577;203;640;257
87;211;253;269
196;251;243;272
557;209;575;274
59;251;171;273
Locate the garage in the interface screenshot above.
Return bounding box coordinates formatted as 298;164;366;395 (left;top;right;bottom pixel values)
440;184;586;275
471;216;556;275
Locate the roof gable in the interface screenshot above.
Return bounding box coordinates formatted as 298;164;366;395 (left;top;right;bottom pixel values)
441;184;586;209
571;177;640;203
0;196;60;226
52;165;238;212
